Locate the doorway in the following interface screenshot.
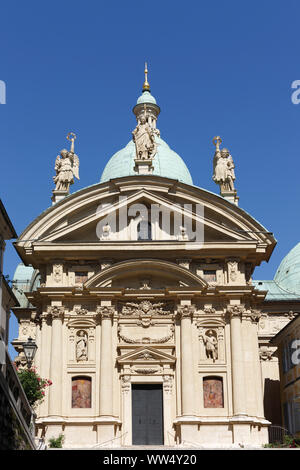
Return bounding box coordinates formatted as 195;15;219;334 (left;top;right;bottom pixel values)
132;384;164;445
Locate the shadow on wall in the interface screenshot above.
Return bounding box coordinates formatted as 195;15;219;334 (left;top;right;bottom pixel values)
264;378;282;426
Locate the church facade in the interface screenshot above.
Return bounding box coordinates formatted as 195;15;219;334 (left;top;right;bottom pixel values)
11;69;299;448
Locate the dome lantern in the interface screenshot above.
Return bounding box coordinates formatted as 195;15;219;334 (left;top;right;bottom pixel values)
133;63;160;130
100;64;193;185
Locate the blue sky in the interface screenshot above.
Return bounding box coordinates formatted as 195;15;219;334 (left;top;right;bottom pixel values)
1;1;300;355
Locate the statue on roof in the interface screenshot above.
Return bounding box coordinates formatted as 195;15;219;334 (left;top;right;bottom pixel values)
212;136;236;192
53;133;80;193
132;104;156;161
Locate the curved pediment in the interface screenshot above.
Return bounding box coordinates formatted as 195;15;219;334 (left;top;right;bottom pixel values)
85;259;208;289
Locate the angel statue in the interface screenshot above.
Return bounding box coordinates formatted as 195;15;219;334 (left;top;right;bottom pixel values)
132;104;156;160
212;136;235;192
53;132;80;192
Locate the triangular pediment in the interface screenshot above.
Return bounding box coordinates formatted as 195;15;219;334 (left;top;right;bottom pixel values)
16;178;276;265
117;346;176;365
34;187;254;243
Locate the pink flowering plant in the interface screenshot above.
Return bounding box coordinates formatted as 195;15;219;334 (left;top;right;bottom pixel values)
17;366;52;407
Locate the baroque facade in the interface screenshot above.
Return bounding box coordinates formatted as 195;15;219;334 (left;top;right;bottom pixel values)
11;69;299;448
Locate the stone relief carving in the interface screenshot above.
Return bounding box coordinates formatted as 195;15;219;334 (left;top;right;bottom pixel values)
120;300;172;316
226;305;245;317
137;317;155;328
259;347;274;361
137;351;156;361
76;330;88;361
139;279;151;290
258;313;268;330
121;375;131;393
177;226;189;241
118;325;174;345
97;306;114;318
73;305;89;315
20;320;36;339
177;305;195;318
53;264;63;283
203;306;216;315
100;223;111;241
47;305;64;318
133;368;160;375
163;374;173;395
285;311;297;320
248;308;262;323
227;259;239;283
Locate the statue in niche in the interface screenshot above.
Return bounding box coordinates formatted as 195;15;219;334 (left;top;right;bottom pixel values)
212;136;236;192
132;106;156;160
53;133;79;192
76;330;88;361
201;329;218;361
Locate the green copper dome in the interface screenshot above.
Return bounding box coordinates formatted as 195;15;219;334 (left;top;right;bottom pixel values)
136;90;157;105
100;136;193;185
100;73;193;186
274;242;300;295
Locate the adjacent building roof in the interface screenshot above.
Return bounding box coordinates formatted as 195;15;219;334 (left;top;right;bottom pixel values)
254;242;300;302
253;280;300;301
0;199;17;239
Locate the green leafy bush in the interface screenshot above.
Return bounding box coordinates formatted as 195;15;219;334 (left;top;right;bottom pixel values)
48;434;64;448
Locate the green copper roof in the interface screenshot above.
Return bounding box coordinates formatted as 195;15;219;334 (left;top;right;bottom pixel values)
253;280;300;301
273;242;300;295
254;241;300;301
136;90;157;105
100;137;193;185
12;263;40;308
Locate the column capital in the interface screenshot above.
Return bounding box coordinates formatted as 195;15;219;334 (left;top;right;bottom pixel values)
226;304;245;318
47;305;64;319
244;308;262;323
177;304;195;319
97;305;115;319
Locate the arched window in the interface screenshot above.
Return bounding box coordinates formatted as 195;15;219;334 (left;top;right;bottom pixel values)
137;220;152;240
203;376;224;408
72;376;91;408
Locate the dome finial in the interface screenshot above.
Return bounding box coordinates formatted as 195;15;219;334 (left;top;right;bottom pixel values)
143;62;150;91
